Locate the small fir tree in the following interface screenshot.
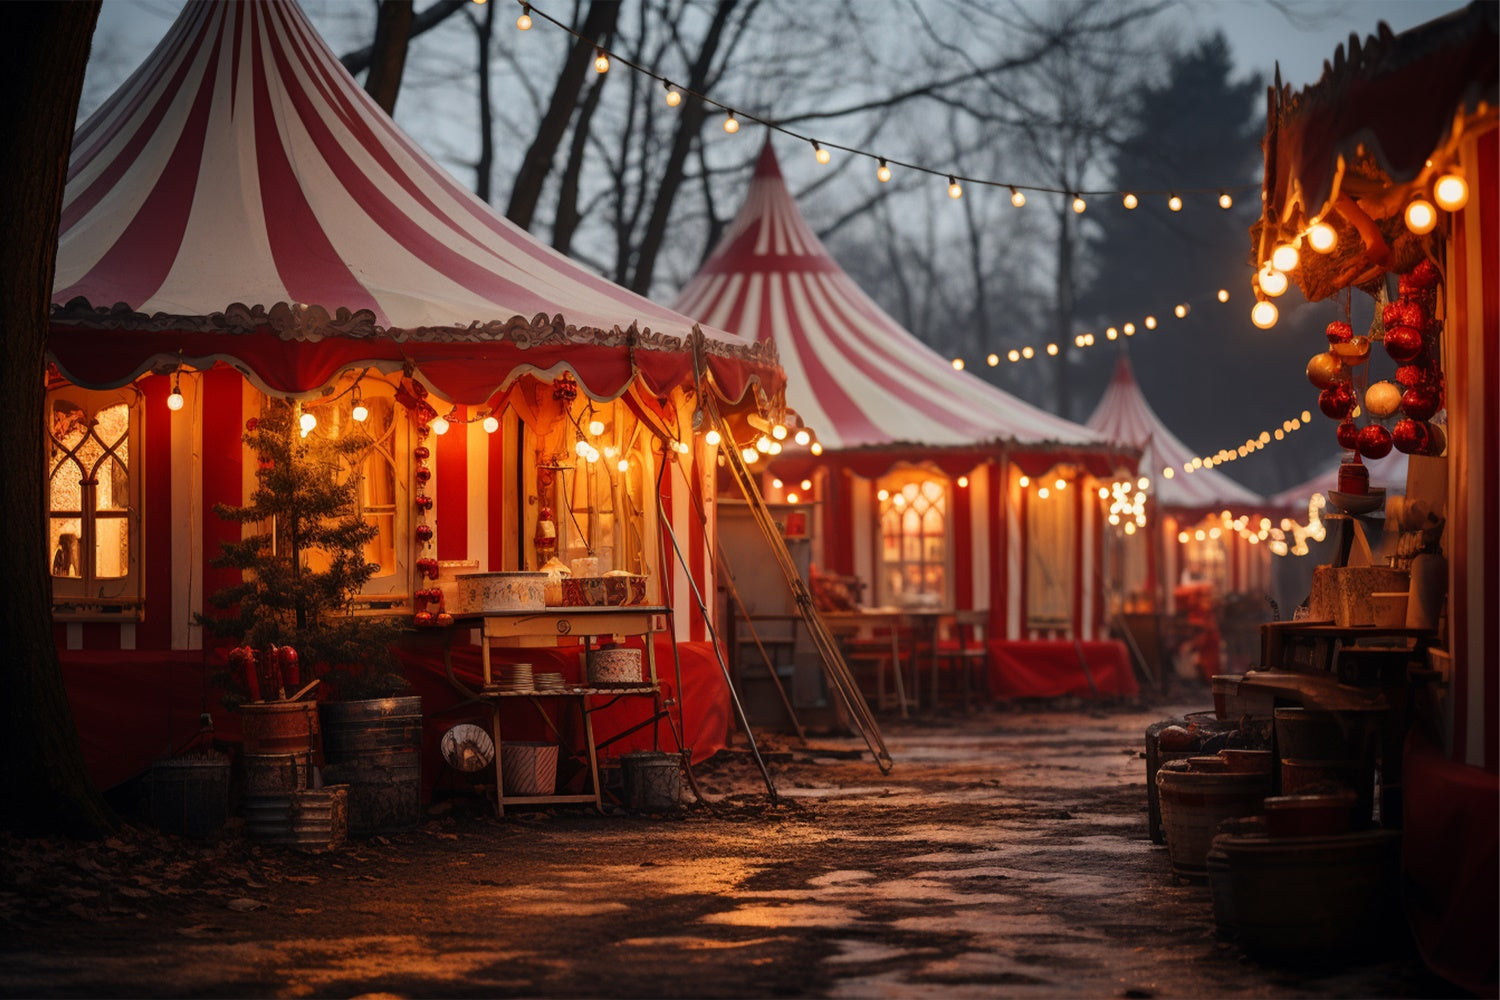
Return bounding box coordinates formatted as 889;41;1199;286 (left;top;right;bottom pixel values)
198;400;405;703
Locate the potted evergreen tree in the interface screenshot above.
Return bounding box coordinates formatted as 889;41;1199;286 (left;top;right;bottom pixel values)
198;400;418;836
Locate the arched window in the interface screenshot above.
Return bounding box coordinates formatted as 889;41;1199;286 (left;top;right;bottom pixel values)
47;387;142;617
877;471;949;608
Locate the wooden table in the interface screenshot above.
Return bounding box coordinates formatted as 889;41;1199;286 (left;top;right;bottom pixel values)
447;607;669;816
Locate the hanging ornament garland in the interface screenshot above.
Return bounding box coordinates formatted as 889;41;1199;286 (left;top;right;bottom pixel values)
405;380;451;627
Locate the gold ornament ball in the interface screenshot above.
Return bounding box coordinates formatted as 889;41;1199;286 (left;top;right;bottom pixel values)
1364;380;1403;418
1305;351;1344;389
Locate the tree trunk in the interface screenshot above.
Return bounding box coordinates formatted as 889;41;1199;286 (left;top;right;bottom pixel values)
467;0;495;203
626;0;739;295
552;72;609;255
505;0;620;231
1053;200;1076;420
363;0;414;116
340;0;464;77
0;0;116;838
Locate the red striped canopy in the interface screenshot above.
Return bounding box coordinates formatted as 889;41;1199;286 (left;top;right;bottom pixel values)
672;142;1117;471
49;0;780;408
1086;354;1266;516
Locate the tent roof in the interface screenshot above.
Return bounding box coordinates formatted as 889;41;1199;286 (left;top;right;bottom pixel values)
1086;354;1267;515
671;142;1117;469
49;0;780;408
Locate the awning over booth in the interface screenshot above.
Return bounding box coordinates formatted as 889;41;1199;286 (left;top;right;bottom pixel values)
1086;354;1267;519
50;0;781;409
672;142;1122;476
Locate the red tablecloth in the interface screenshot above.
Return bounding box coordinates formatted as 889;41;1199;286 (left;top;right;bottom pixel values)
986;639;1137;699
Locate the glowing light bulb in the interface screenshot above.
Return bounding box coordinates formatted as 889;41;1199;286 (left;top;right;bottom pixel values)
664;84;681;107
773;477;786;490
1218;192;1233;209
1144;315;1157;330
1217;289;1230;303
794;429;810;446
1106;327;1118;340
986;353;999;366
1168;194;1183;212
1038;486;1050;499
1072;194;1086;214
1010;187;1026;208
1123;322;1136;335
876;159;891;183
617;459;629;472
705;429;721;447
351;401;369;422
515;6;531;30
948;176;963;199
1173;303;1188;318
1272;243;1300;271
1054;478;1066;491
1434;173;1469;211
785;492;798;503
1021;346;1034;359
587;419;605;436
593;48;609;73
1307;221;1337;253
1257;264;1287;297
299;412;317;433
957;476;968;488
585;446;600;463
1046;343;1059;355
1009;349;1022;362
813;142;830;165
1405;198;1437;235
1122;193;1138;209
769;441;782;455
167;388;184;411
800;479;812;491
430;415;449;436
575;439;590;457
723;112;739;134
1251;299;1279;329
483;415;499;433
755;436;771;453
1018;475;1030;488
951;357;965;370
772;424;787;440
1162;467;1174;479
1177;531;1190;544
810;442;822;456
877;489;890;502
1097;487;1109;499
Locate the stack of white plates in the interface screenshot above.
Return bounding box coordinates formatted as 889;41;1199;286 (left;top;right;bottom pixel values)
533;672;566;692
498;662;534;692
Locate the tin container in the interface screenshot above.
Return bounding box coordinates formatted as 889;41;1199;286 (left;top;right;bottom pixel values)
454;572;547;614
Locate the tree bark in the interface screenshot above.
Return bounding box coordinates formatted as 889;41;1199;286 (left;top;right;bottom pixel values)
466;0;495;203
505;0;620;231
363;0;414;116
0;0;116;838
552;72;609;255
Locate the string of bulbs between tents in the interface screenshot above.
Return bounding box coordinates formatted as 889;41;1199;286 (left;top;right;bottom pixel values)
500;0;1257;208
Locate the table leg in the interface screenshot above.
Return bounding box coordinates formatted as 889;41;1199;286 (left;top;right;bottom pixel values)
580;696;603;813
489;701;506;818
482;638;493;687
889;626;910;716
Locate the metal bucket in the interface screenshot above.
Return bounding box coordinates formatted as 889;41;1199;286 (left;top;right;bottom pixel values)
242;752;314;798
243;786;348;851
149;753;230;838
621;751;682;813
319;697;422;834
240;701;322;759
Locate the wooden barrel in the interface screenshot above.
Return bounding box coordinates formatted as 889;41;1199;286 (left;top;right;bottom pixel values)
319;697;422;834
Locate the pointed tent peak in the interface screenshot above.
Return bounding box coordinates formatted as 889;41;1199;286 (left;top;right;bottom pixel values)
1108;351;1137;388
754;139;784;180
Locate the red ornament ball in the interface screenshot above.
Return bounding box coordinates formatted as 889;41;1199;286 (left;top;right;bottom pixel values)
1392;419;1431;455
413;611;434;626
413;446;430;460
1335;420;1360;450
1384;325;1424;363
1395;364;1432;387
415;524;434;542
1402;259;1441;290
435;613;454;628
1357;424;1394;460
1324;320;1354;344
1318;384;1354;419
1382;300;1427;330
245;417;259;432
1401;385;1440;421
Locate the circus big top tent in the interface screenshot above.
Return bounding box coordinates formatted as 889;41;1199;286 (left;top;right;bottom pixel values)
44;0;785;792
1086;353;1274;613
674;142;1138;699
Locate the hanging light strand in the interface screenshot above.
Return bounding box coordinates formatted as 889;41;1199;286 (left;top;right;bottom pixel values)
511;0;1258;205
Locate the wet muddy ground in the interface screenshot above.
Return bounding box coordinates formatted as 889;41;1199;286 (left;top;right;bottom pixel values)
0;700;1456;998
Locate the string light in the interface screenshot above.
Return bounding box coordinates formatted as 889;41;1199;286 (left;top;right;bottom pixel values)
587;418;605;436
483;414;500;433
1308;221;1337;253
1216;289;1229;303
800;479;812;491
1122;193;1138;209
948;176;963;199
1404;198;1437;235
1010;187;1026;208
951;357;965;370
772;424;787;440
1251;299;1279;329
299;411;317;436
510;3;1259;207
1168;194;1183;212
1433;172;1469;211
1271;243;1300;272
794;429;811;446
705;429;721;446
810;442;822;455
1173;303;1189;318
877;158;891;183
167;369;184;411
1071;194;1086;214
1218;192;1233;209
593;47;609;73
812;141;830;165
663;81;681;107
1257;264;1287;297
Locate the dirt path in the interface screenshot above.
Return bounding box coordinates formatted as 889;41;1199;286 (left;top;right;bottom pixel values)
0;702;1452;998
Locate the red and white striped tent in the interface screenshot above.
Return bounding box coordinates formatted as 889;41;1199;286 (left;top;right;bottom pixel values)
1086;353;1273;608
45;0;784;790
674;142;1137;691
1259;3;1496;990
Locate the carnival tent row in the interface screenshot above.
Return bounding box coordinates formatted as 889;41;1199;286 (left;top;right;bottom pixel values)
673;143;1140;700
46;0;785;793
